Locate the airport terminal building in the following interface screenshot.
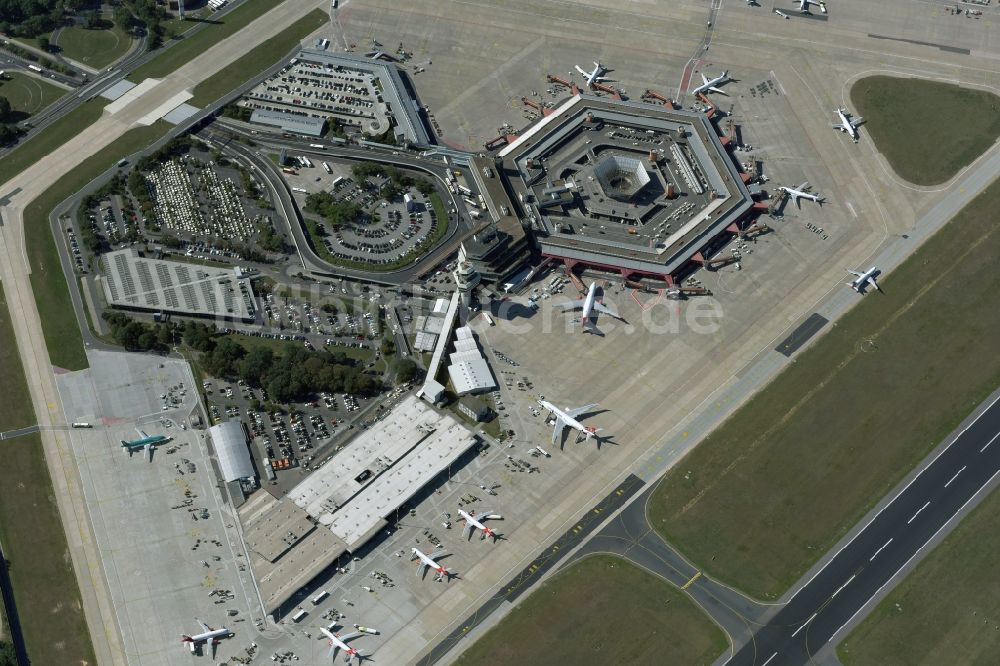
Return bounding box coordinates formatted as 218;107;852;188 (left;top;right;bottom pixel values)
493;94;757;284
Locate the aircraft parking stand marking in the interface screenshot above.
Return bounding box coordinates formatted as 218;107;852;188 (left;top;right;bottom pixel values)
416;474;645;666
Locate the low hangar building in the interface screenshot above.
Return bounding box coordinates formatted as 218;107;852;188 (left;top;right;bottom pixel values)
497;94;755;284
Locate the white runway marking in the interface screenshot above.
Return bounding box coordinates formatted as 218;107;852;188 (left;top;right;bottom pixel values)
907;501;930;524
944;466;966;488
869;538;893;562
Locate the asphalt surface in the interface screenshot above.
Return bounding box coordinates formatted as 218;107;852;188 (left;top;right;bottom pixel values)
724;392;1000;665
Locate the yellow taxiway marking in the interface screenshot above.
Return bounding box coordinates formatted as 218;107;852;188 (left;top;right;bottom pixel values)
682;571;702;590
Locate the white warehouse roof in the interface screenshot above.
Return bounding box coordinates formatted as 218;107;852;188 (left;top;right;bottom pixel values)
209;420;255;482
449;357;496;395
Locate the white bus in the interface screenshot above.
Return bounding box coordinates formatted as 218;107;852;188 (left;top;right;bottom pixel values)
292;187;308;193
71;422;92;428
457;184;472;197
483;312;495;326
322;162;332;174
291;609;308;623
309;143;325;150
311;590;329;605
27;64;43;73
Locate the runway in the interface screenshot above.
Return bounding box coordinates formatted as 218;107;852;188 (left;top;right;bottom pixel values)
724;390;1000;665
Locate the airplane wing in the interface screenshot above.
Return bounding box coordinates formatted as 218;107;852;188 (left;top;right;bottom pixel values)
707;86;728;95
701;73;710;85
197;620;212;633
867;276;880;291
847;270;863;277
136;428;148;438
462;522;474;539
575;65;588;76
565;403;599;419
551;416;566;444
592;302;619;319
339;631;362;642
554;299;586;311
481;512;500;520
851;116;865;127
797;181;810;191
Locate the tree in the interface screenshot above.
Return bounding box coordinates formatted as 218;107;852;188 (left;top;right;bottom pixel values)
394;358;418;383
0;96;10;123
37;36;49;52
0;640;16;666
113;6;133;33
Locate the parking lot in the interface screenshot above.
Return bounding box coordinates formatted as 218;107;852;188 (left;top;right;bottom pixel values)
241;58;392;137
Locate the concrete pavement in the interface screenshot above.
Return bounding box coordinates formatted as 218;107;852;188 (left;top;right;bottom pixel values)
0;2;327;663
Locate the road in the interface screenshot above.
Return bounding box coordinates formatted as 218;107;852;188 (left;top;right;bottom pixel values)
725;391;1000;665
0;2;329;664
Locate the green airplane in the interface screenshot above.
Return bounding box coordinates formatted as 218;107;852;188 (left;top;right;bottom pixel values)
121;429;171;461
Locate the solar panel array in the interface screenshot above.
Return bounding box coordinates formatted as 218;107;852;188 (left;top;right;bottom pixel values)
101;249;256;321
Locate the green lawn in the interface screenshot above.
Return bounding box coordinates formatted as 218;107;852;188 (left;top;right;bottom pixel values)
851;76;1000;185
0;72;65;118
56;25;134;69
649;176;1000;599
838;486;1000;665
455;555;727;665
0;98;107;189
128;0;291;82
24;122;171;371
0;282;95;666
187;9;328;107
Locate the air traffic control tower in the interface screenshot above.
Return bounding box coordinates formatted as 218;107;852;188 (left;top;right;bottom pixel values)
495;94;756;285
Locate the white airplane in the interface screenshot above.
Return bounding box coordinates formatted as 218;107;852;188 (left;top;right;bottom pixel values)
691;70;730;96
180;619;231;654
411;547;455;581
779;181;824;207
538;399;602;445
554;282;622;334
796;0;826;12
320;625;369;663
833;107;865;143
847;266;882;294
774;8;791;17
458;509;503;542
746;0;759;4
574;61;607;87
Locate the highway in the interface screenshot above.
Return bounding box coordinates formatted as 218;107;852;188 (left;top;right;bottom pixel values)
724;392;1000;665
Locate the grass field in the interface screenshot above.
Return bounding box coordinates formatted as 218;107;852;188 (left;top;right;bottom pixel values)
56;25;133;69
0;283;95;666
0;72;65;118
187;8;327;106
0;98;107;189
128;0;290;82
455;555;727;665
24;121;170;371
838;486;1000;665
851;76;1000;186
648;177;1000;599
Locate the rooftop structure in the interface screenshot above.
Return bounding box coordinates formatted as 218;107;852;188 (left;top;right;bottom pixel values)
248;108;326;137
497;94;755;284
244;397;477;614
296;49;431;146
446;326;496;396
419;291;461;404
101;248;257;321
208;420;255;482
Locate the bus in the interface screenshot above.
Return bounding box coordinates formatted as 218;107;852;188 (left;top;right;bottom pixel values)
27;64;43;73
71;422;92;428
282;167;297;175
311;590;329;605
309;143;325;150
457;184;472;197
292;187;308;194
291;609;308;623
482;312;495;326
322;161;332;174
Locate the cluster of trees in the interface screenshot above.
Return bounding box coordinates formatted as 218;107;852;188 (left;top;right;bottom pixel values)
0;95;17;145
181;321;382;403
0;0;63;38
304;191;364;230
103;311;173;352
350;161;435;201
394;357;418;383
123;0;168;50
0;640;16;666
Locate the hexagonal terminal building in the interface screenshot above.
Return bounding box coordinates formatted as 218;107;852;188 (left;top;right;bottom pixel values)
496;94;756;284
